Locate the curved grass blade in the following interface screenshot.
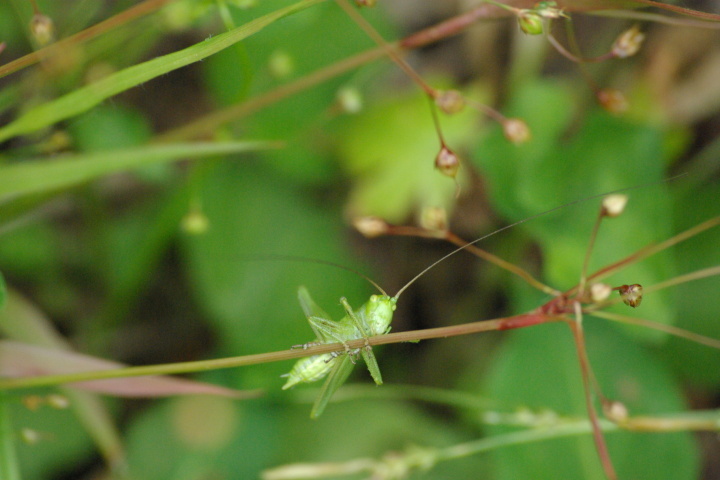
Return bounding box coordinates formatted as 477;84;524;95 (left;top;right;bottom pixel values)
0;141;278;200
0;0;325;143
0;271;5;309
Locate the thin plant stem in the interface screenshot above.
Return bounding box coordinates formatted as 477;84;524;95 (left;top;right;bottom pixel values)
334;0;433;96
589;310;720;350
586;216;720;284
547;33;614;63
443;231;560;295
569;302;617;480
264;419;623;480
0;313;558;391
0;0;172;79
578;207;604;297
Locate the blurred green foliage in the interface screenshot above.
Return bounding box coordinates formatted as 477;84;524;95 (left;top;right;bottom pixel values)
0;0;719;479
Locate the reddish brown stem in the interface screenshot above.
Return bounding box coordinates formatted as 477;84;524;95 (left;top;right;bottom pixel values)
400;4;512;49
568;304;618;480
0;0;171;79
630;0;720;22
586;216;720;284
547;33;615;64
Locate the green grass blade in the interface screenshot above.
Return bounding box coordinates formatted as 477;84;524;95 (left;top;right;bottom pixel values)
0;0;325;143
0;392;21;480
0;141;277;199
0;271;6;309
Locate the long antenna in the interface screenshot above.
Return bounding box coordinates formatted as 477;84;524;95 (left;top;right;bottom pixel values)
248;254;388;296
393;174;687;299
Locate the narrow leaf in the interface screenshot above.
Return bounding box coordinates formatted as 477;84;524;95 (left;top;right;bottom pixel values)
0;272;6;309
0;0;325;142
0;392;21;480
0;141;277;199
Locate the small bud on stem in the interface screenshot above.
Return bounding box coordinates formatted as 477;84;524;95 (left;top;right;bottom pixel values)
601;194;628;217
353;216;388;238
434;90;465;115
517;10;544;35
612;25;644;59
590;283;612;303
337;87;363;114
603;400;629;423
597;89;628;114
615;284;643;308
502;118;532;144
30;14;54;45
419;206;448;232
434;145;460;179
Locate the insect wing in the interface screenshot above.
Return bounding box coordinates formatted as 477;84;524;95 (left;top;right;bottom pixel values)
310;354;355;419
298;286;331;319
298;286;334;340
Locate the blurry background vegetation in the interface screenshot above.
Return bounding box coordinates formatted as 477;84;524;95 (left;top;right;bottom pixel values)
0;0;719;478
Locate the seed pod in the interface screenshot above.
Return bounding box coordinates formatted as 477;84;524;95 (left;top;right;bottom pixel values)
590;283;612;303
435;145;460;179
337;87;363;114
602;194;628;217
617;284;643;308
503;118;531;144
517;11;544;35
353;216;388;238
612;25;644;59
596;88;628;114
420;206;448;232
604;400;629;422
435;90;465;115
30;14;54;46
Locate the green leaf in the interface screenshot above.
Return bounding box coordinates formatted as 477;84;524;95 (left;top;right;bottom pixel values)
336;87;479;222
0;0;325;142
68;104;152;152
0;141;275;198
663;181;720;387
482;322;698;480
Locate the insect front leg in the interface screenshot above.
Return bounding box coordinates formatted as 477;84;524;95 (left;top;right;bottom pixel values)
340;297;383;385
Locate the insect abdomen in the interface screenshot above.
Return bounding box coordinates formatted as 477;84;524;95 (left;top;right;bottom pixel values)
281;353;335;389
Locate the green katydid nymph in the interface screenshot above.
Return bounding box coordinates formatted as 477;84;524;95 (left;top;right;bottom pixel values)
281;286;398;418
